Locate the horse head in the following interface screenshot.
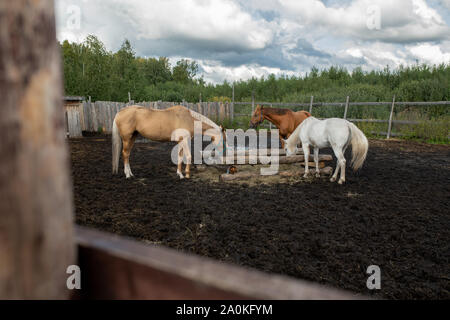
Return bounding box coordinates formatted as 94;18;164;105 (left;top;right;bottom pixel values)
249;105;264;128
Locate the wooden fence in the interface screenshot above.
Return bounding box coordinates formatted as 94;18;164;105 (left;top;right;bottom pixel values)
233;96;450;139
65;97;449;139
66;100;234;137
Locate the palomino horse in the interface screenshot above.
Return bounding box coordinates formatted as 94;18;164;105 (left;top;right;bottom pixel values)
112;105;223;179
284;117;368;184
249;105;311;148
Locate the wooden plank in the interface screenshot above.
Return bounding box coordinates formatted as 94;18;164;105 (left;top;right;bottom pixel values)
210;154;333;165
219;102;225;121
387;95;395;139
231;84;235;121
83;101;90;131
0;0;74;299
301;161;326;169
234;101;450;107
344;96;349;119
92;101;98;132
75;226;358;300
220;166;333;181
202;148;304;157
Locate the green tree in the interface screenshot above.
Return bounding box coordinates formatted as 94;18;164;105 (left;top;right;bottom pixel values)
172;59;198;83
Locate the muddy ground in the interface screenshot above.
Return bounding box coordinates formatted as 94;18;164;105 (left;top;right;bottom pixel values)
70;136;450;299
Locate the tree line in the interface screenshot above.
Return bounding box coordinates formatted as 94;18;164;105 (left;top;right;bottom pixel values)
61;35;449;108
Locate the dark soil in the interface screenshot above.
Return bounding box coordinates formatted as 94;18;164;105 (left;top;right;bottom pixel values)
70;136;450;299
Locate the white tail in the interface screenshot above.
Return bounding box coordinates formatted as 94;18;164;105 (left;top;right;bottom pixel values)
112;117;122;174
348;122;368;171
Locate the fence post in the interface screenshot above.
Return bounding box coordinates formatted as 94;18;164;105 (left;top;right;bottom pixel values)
344;96;349;119
309;96;314;114
387;95;396;139
270;103;273;130
0;0;74;299
231;83;235;121
199;93;202;104
251;90;255;114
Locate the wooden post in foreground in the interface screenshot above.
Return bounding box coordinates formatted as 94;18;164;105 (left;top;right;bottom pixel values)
0;1;75;299
343;96;350;119
309;96;314;114
387;95;396;139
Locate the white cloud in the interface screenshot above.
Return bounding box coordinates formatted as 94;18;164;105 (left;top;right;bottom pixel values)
55;0;450;83
199;60;295;83
279;0;450;43
408;43;450;64
104;0;273;51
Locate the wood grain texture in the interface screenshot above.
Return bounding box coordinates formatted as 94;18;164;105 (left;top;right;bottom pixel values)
0;0;75;299
76;226;359;300
220;166;333;181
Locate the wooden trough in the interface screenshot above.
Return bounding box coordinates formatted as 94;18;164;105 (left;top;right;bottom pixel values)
202;149;333;165
201;149;334;182
220;166;333;182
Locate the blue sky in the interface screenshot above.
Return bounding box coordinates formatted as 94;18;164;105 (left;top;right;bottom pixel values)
56;0;450;83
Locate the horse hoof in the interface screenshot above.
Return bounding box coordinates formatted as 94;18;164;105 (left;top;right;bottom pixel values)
338;179;345;185
177;172;184;179
330;177;336;182
303;173;309;178
315;173;320;178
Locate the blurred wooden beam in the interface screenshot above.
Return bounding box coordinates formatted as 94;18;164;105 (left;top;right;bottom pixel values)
76;226;360;300
0;0;74;299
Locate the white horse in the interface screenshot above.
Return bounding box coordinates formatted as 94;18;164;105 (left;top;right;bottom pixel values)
284;117;368;184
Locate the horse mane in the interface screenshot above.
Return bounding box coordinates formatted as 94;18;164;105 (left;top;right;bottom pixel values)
188;109;221;131
262;107;292;115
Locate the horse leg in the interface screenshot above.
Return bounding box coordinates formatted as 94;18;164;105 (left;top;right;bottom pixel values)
314;147;320;177
331;145;346;184
338;144;349;185
279;136;285;149
177;138;185;179
122;134;136;179
330;145;340;182
182;137;192;179
302;143;310;178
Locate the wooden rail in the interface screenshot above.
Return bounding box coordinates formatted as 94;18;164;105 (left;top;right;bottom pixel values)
75;226;361;300
234;101;450;107
232;98;448;139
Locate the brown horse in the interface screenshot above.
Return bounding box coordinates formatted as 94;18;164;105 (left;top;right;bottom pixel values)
112;105;223;179
249;105;311;148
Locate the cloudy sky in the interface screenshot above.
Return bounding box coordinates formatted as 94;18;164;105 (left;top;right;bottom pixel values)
55;0;450;83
